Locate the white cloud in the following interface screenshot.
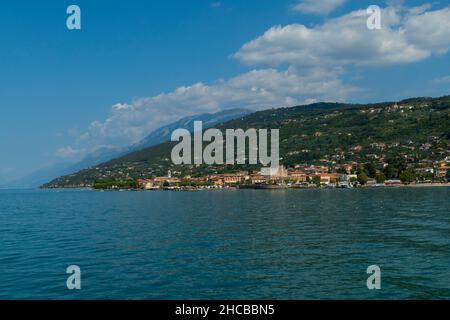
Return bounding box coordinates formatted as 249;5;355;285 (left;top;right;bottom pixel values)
432;75;450;84
293;0;347;15
403;7;450;55
65;67;356;157
407;3;432;15
55;146;86;159
235;6;450;67
112;103;133;111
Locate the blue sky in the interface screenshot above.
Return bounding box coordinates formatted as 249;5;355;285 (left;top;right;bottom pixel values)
1;0;449;184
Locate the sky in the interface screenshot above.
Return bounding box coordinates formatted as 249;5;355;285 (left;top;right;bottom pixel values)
0;0;450;184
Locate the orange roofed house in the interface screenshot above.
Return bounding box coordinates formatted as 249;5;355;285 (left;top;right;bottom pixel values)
288;171;307;183
318;173;339;185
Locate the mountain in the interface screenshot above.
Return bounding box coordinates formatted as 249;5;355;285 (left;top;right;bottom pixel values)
67;108;251;171
42;96;450;188
129;108;252;151
6;108;249;188
5;161;77;189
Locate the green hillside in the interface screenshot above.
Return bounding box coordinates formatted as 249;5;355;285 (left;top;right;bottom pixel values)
42;96;450;188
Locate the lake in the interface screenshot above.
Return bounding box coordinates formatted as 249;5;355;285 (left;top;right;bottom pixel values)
0;187;449;299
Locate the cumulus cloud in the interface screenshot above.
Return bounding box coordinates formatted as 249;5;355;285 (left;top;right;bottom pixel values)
403;7;450;55
71;67;357;155
235;6;450;67
293;0;347;15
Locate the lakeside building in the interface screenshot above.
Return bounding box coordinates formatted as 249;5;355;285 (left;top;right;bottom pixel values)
287;171;307;183
222;174;244;184
133;157;450;191
318;173;339;185
385;179;403;186
153;176;181;185
260;166;288;178
416;167;434;175
209;176;224;186
137;175;182;189
137;179;160;190
207;172;249;186
303;165;329;175
249;174;267;185
435;161;450;179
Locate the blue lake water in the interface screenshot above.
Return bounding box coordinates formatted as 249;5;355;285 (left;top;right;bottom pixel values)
0;187;449;300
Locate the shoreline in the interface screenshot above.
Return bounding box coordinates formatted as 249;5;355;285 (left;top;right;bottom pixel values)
387;183;450;188
39;183;450;192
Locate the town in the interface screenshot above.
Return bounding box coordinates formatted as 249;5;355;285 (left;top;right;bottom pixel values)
95;158;450;191
42;97;450;190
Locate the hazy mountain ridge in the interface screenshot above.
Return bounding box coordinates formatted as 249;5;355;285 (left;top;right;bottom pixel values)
6;109;249;188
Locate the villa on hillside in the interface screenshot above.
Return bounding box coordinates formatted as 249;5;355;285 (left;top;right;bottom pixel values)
435;161;450;179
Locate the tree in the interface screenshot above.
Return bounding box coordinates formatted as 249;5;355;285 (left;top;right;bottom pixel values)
375;172;387;184
446;169;450;181
364;163;377;178
399;169;416;184
357;172;369;185
336;168;348;174
384;165;398;179
417;171;433;182
312;175;321;186
384;156;406;179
